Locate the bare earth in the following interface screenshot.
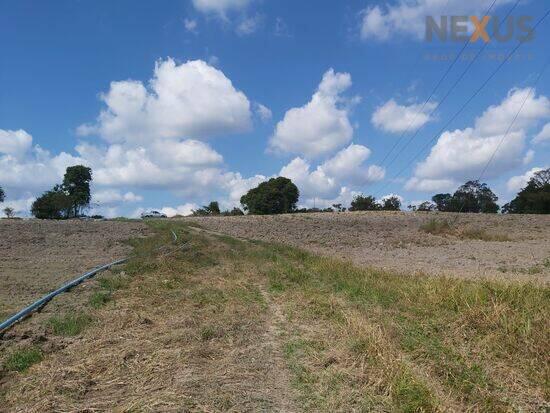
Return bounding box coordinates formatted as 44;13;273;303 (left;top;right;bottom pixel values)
185;211;550;282
0;219;148;319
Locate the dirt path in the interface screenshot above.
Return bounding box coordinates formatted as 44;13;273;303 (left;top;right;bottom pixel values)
1;223;299;412
258;285;298;413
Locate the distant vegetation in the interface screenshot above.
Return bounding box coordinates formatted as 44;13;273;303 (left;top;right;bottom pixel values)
3;207;14;218
3;168;549;219
503;168;549;214
349;195;402;211
31;165;92;219
191;201;244;216
240;177;299;215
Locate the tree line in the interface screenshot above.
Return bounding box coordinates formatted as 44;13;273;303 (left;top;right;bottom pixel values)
0;167;548;219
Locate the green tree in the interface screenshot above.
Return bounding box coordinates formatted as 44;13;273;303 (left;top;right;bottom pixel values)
62;165;92;217
205;201;220;215
432;181;499;213
240;177;299;215
0;186;5;203
409;201;435;212
222;207;245;216
3;207;14;218
381;196;401;211
451;180;499;213
432;193;452;212
31;186;73;219
349;195;379;211
503;168;550;214
192;201;222;216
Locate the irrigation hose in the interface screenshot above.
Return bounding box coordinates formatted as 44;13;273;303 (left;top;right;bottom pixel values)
0;226;180;335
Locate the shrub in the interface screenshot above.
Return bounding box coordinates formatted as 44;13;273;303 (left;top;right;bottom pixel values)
381;195;401;211
420;218;453;235
349;195;379;211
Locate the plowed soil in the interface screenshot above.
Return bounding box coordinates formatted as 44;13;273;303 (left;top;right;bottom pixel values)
185;211;550;282
0;219;148;319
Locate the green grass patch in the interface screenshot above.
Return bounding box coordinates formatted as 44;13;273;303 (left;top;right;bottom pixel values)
97;275;128;291
4;347;43;372
89;291;111;308
420;218;453;235
391;371;437;413
48;313;93;336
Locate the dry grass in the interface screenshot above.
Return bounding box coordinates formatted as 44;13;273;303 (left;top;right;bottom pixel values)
2;221;548;412
421;218;511;242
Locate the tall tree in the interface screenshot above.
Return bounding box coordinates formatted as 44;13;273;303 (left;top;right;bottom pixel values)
451;180;499;213
63;165;92;217
503;168;550;214
241;177;299;215
0;186;5;203
432;193;452;212
432;181;499;213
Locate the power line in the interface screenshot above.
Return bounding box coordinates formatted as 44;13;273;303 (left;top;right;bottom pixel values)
452;55;550;218
375;0;503;169
373;7;550;199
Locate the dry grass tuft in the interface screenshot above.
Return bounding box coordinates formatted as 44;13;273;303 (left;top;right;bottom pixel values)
421;218;511;242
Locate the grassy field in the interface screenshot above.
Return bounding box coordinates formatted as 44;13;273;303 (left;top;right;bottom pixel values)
2;221;548;412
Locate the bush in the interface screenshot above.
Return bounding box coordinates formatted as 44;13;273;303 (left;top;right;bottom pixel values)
349;195;379;211
31;186;73;219
381;196;401;211
408;201;435;212
192;201;221;216
241;177;299;215
222;207;244;216
420;219;453;235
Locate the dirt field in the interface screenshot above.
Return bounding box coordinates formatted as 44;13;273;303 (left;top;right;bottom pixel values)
185;211;550;282
0;219;148;319
2;221;548;412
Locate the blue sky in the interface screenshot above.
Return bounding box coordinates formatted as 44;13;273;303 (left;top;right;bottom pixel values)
1;0;549;217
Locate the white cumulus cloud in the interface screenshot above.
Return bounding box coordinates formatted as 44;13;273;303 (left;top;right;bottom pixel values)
280;144;385;203
77;58;252;144
269;69;356;159
93;189;143;205
360;0;514;41
407;88;550;192
372;99;437;133
533;122;550;144
0;129;86;198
